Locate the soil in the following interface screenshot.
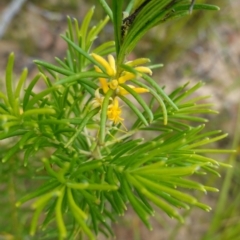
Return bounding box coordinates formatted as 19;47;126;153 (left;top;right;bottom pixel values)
0;1;239;239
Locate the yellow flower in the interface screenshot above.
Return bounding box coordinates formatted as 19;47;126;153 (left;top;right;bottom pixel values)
107;98;124;124
91;89;105;108
91;54;153;125
118;85;149;95
91;53;116;77
94;66;109;93
91;53;152;94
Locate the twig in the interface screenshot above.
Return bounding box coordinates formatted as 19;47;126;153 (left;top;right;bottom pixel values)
0;0;27;39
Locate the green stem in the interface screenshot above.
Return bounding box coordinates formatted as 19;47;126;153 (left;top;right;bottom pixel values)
203;103;240;239
8;159;21;239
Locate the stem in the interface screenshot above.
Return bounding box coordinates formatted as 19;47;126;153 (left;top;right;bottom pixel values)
203;103;240;239
8;159;21;239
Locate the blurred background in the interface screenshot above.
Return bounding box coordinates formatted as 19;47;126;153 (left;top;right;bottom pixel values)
0;0;239;239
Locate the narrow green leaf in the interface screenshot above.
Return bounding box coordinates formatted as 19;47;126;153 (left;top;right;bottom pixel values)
128;174;183;222
65;18;77;72
92;41;115;55
1;141;20;163
81;6;95;50
174;81;204;103
19;131;35;149
133;165;198;176
67;188;88;220
175;4;220;11
61;35;105;72
0;114;17;121
142;74;178;110
0;129;27;140
169;81;189;100
54;57;71;70
30;204;45;236
12;97;20;117
201;165;221;177
169;114;208;122
203;186;219;192
22;108;56;117
66;182;118;191
165;177;207;192
87;16;110;45
65;48;74;72
125;0;135;13
148;63;164;69
16;181;60;207
134;188;155;216
33;190;60;209
71;160;103;177
184;154;220;166
14;68;28;99
194;201;212;212
2;121;20;132
25;86;59;110
23;73;42;110
55;187;67;238
42;158;60;180
41;199;57;230
98;0;113;22
0;91;9;106
54;71;105;87
119;0;174;60
136;175;198;204
65;108;99;147
80;190;100;204
112;0;124;57
90;206;99;235
131;79;168;124
105;193;122;215
156;190;190;210
110;138;142;160
67;189;95;240
131;161;166;173
119;95;148;126
66;16;75;42
37;119;69;126
120;83;153;122
99;89;113;145
122;141;157;162
112;191;127;215
122;178;152;230
34;60;74;76
5;53;15;109
23;147;34;167
189;134;228;149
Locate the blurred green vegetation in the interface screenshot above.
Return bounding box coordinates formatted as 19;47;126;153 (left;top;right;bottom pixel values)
0;0;239;239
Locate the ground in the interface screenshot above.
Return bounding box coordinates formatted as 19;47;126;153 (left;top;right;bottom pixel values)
0;0;239;239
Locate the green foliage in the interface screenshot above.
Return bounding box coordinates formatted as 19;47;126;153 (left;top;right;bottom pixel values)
0;0;233;239
202;105;240;240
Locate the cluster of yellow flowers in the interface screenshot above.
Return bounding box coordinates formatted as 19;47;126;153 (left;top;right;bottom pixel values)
91;53;152;124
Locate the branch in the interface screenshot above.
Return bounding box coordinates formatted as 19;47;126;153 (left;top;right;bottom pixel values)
0;0;27;39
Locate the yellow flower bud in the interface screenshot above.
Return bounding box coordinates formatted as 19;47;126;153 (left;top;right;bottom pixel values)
134;66;152;75
109;79;119;90
99;78;109;93
118;85;149;95
125;58;150;67
108;55;116;75
94;66;102;73
118;73;136;84
91;53;115;77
